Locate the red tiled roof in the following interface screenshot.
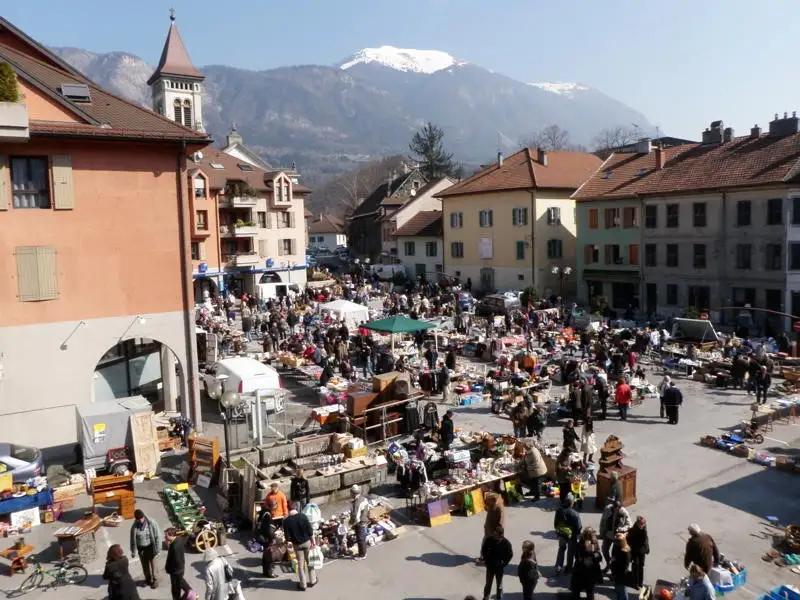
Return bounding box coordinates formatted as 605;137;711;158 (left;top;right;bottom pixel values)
147;20;204;85
192;150;310;197
574;133;800;200
572;145;695;200
394;211;443;237
308;214;346;234
438;148;602;197
0;41;209;144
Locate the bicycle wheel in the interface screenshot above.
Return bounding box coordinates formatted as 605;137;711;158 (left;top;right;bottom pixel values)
18;571;43;593
63;565;88;585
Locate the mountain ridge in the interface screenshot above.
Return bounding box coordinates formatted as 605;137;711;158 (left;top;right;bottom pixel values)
50;45;654;198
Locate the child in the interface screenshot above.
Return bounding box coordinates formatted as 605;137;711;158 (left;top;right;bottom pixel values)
581;418;597;465
570;476;586;511
518;540;540;600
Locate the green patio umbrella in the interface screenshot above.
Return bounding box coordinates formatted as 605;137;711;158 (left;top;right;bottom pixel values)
364;316;437;351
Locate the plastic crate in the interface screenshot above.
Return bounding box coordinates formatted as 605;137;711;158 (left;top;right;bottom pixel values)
714;569;746;596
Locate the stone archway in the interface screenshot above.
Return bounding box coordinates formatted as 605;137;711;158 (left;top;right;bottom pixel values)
92;337;185;414
193;277;220;304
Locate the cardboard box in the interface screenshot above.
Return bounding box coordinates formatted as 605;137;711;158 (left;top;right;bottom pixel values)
331;434;353;454
53;482;85;502
345;446;367;459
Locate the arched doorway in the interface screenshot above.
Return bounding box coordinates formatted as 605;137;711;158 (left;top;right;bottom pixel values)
92;337;185;414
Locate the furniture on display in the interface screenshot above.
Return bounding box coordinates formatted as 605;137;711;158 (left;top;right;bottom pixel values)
0;543;34;576
91;474;135;519
188;436;220;479
54;512;102;561
595;436;637;508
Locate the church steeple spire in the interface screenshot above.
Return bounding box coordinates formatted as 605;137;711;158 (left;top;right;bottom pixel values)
148;10;205;132
147;11;204;86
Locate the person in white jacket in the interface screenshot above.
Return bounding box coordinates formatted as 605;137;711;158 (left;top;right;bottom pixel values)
658;375;671;419
203;548;229;600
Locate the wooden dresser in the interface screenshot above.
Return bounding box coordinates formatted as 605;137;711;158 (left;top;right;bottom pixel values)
596;466;637;508
92;474;135;519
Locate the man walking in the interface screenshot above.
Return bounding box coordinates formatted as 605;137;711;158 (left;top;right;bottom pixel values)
755;366;771;405
130;509;162;589
283;502;317;591
164;528;187;600
481;526;513;600
350;485;369;560
554;493;582;574
663;381;684;424
615;378;632;421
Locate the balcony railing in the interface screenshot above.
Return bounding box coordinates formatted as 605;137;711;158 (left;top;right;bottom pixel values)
220;224;259;237
219;195;258;208
225;252;260;267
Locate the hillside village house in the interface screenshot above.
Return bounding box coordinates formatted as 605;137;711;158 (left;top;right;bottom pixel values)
188;149;310;299
308;214;347;250
574;116;800;334
348;167;427;260
0;17;211;454
148;14;310;299
394;210;444;281
437;148;602;295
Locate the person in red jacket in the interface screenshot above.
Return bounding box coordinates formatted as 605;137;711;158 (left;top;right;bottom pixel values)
614;379;632;421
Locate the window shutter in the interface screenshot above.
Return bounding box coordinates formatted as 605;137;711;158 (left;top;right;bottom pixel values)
52;155;75;210
265;212;272;228
629;244;639;265
604;244;612;265
289;211;296;228
199;242;207;260
584;245;592;264
258;240;268;258
0;156;9;210
15;246;58;301
488;209;493;226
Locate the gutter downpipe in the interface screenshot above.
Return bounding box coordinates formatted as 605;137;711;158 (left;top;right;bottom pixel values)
177;141;203;433
530;191;537;293
720;191;728;326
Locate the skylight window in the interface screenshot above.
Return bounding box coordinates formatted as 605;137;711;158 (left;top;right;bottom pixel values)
238;164;253;171
210;162;225;170
636;168;648;177
602;170;613;180
59;83;91;103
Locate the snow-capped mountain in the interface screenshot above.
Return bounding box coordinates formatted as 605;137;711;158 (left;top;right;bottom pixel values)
528;82;590;98
339;46;467;74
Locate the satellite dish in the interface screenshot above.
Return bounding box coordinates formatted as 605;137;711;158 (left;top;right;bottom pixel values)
266;258;275;268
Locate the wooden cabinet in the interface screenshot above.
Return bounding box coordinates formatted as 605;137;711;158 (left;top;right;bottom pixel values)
596;466;637;508
346;392;378;418
92;474;135;519
188;436;219;477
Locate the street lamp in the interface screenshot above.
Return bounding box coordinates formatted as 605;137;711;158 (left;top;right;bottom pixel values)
551;265;573;300
219;390;240;466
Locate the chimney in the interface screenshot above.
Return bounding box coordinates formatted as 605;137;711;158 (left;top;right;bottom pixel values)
636;138;652;154
655;145;665;170
386;171;394;196
723;127;734;143
537;148;548;166
402;162;410;175
769;111;800;137
497;152;503;167
750;124;762;139
702;121;724;145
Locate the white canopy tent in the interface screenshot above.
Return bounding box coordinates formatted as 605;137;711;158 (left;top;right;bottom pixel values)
320;299;370;328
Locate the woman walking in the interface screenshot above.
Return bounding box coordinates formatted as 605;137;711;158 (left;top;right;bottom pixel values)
518;540;539;600
609;533;631;600
103;544;140;600
203;548;229;600
627;516;650;589
581;419;597;465
478;493;505;564
481;526;513;600
571;528;602;600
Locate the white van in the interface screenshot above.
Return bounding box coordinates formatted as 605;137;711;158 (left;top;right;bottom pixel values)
203;357;285;417
257;280;301;300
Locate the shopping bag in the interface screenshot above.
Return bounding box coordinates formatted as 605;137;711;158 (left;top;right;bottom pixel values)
302;503;323;525
308;546;325;570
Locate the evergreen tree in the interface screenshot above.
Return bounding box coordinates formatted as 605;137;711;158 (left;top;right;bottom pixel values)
409;122;458;179
0;63;19;103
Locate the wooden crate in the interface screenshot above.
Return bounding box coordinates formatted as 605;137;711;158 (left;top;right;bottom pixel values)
53;482;86;502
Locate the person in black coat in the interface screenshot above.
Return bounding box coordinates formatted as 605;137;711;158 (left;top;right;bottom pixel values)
481;526;513;600
257;508;278;578
627;516;650;589
290;470;311;510
103;544;140;600
754;366;772;405
164;529;187;600
563;420;581;453
571;529;602;600
440;411;455;451
663;382;684;425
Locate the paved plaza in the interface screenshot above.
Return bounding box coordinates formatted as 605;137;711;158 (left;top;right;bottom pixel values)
6;374;800;600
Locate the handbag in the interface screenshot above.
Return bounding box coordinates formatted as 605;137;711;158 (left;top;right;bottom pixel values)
223;559;234;583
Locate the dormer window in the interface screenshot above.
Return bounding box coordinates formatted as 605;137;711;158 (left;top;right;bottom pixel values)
194;176;206;198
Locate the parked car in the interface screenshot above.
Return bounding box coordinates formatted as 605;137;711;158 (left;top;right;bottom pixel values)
202;357;284;419
476;293;521;317
0;443;45;483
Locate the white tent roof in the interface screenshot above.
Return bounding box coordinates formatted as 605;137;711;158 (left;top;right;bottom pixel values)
320;299;367;314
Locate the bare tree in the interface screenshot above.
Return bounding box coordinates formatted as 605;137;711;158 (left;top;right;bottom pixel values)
522;124;573;151
591;126;637;159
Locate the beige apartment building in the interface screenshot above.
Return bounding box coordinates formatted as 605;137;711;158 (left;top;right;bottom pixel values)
437;148;601;295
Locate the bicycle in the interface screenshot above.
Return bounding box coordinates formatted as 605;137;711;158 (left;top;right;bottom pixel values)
17;556;87;594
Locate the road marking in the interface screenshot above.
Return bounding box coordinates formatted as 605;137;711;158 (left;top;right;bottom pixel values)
764;436;790;446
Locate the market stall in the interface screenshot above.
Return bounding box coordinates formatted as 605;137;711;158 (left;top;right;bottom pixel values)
319;299;370;329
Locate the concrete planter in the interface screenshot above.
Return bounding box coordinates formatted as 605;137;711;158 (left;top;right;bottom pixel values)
0;102;29;141
259;442;294;465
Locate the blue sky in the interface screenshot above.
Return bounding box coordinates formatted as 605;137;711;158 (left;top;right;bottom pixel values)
4;0;796;140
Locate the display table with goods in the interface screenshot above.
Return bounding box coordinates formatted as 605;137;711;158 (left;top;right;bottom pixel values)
162;485;225;551
54;511;102;562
